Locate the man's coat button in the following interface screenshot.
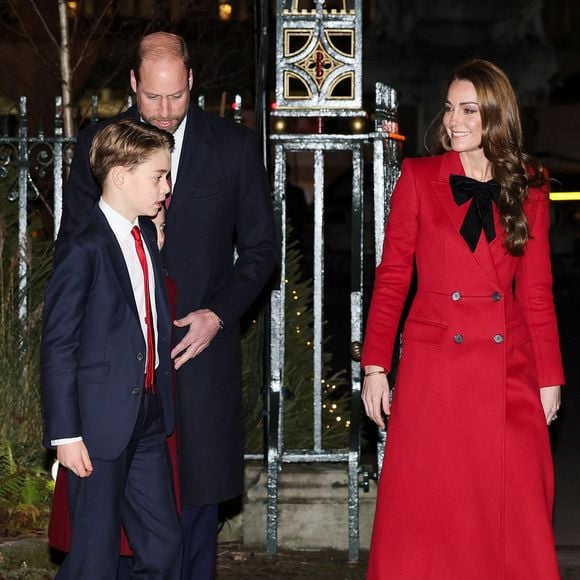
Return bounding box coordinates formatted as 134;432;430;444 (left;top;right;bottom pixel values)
136;352;144;361
493;334;504;343
491;292;501;301
454;334;464;344
131;387;141;396
451;291;461;301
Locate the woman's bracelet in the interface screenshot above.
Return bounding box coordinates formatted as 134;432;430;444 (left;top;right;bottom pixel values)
364;370;387;378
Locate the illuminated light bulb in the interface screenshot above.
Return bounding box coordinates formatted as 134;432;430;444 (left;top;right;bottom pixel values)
351;117;365;133
218;1;233;21
336;416;342;422
273;119;286;133
66;1;78;17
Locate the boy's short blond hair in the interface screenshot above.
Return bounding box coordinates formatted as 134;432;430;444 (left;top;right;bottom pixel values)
89;118;174;187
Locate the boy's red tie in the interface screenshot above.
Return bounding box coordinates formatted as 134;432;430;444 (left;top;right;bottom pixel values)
131;226;156;393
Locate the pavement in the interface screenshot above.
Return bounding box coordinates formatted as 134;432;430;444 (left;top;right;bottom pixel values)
0;540;579;579
216;545;580;579
216;543;368;579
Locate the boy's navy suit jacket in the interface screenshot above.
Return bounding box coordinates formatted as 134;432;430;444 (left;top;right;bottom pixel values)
41;207;174;460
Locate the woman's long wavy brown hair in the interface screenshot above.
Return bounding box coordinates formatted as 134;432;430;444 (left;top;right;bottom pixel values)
434;59;545;256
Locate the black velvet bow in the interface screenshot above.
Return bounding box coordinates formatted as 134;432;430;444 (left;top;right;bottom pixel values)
450;174;501;252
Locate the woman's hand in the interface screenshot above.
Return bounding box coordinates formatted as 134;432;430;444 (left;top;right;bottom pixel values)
540;385;561;425
362;365;390;429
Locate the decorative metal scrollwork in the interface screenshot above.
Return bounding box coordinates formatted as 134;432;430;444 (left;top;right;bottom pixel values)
1;138;75;209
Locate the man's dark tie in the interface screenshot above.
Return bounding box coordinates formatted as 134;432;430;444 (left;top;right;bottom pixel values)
131;226;156;393
450;174;501;252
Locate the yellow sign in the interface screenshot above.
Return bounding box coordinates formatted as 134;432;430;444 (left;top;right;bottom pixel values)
549;192;580;201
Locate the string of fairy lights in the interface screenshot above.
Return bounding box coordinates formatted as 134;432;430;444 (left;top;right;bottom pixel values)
286;278;351;433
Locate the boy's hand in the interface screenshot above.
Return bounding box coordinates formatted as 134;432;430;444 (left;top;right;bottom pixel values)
57;441;93;478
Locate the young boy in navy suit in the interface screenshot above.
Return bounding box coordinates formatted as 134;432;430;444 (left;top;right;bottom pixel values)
42;118;182;579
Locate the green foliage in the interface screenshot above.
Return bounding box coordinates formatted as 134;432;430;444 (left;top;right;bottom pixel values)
242;241;351;452
0;175;52;447
0;172;53;536
0;440;53;536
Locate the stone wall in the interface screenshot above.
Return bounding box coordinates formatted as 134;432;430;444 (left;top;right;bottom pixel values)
218;462;378;551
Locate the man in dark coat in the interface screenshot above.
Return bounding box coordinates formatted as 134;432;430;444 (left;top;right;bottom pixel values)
58;31;277;580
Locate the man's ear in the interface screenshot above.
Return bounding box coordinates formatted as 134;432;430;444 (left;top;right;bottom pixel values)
188;69;193;91
130;69;138;93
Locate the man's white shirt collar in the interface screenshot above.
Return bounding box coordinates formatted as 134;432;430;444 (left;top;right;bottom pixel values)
171;114;187;185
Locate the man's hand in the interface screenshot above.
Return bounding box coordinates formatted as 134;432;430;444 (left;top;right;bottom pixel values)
57;441;93;478
171;309;221;370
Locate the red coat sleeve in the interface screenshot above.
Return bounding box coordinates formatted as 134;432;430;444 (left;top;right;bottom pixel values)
515;183;565;388
361;158;419;370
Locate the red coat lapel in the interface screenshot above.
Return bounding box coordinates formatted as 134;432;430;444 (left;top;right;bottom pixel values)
431;151;466;235
430;151;502;287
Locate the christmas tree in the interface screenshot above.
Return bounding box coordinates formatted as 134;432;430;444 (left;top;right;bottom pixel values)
242;239;351;452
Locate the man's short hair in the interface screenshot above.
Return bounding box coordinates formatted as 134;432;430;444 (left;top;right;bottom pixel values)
133;32;190;82
89;118;174;187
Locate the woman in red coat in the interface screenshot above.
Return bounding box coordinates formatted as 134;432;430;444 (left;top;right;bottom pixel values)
362;59;564;579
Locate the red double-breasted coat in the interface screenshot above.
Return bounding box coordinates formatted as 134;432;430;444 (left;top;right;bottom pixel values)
362;151;565;579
